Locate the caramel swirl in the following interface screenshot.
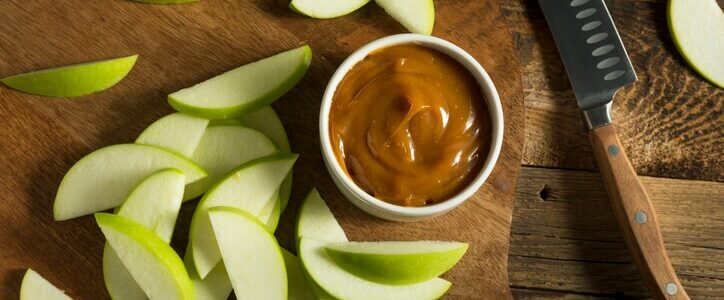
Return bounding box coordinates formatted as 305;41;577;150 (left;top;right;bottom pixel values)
329;44;491;206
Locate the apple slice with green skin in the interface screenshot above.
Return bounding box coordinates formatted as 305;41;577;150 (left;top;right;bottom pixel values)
185;253;232;300
295;190;451;298
375;0;435;35
237;106;294;211
190;153;298;278
169;46;312;119
53;144;206;221
211;106;293;210
95;213;194;300
183;125;280;200
209;106;291;152
20;269;72;300
300;237;452;300
324;241;468;285
296;188;348;244
209;206;287;299
290;0;370;19
136;112;210;158
668;0;724;88
259;194;283;232
281;249;316;300
1;55;137;97
103;169;185;300
294;188;349;299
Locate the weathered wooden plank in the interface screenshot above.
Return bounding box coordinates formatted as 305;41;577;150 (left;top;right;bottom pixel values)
508;166;724;298
500;0;723;181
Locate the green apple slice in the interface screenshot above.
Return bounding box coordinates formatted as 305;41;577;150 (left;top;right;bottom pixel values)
183;125;280;200
168;46;312;119
53;144;206;221
236;106;294;210
375;0;435;35
300;237;451;300
232;106;290;152
103;169;186;300
186;254;232;300
296;188;348;244
136;112;210;158
210;106;293;209
668;0;724;88
20;269;72;300
1;55;137;97
260;195;283;232
289;0;370;19
95;213;194;300
209;206;287;299
281;249;316;300
325;241;468;285
190;153;298;278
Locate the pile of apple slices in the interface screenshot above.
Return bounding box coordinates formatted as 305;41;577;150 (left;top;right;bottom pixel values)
33;45;312;299
296;189;468;299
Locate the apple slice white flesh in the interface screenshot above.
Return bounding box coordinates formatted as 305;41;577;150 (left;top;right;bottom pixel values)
210;106;290;152
169;46;312;119
210;105;293;206
325;241;468;285
1;55;137;97
95;213;194;300
296;188;348;244
668;0;724;88
260;195;283;232
300;237;452;300
290;0;370;19
375;0;435;35
209;206;287;299
103;169;186;300
20;269;72;300
183;125;280;200
281;249;316;300
53;144;206;221
185;253;232;300
190;153;298;278
211;106;294;210
294;188;348;299
135;112;210;158
237;106;294;210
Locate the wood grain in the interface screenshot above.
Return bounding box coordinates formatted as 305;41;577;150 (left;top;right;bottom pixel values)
0;0;525;298
500;0;723;182
509;166;724;298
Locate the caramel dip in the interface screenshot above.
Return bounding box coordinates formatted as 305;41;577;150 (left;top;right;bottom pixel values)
329;44;492;207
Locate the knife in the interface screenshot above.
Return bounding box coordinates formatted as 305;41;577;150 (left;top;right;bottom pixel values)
537;0;689;299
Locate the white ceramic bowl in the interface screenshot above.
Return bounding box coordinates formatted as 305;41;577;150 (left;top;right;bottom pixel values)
319;34;504;222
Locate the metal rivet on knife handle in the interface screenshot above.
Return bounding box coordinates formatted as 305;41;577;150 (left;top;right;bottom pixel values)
635;211;647;224
666;283;678;295
607;145;619;156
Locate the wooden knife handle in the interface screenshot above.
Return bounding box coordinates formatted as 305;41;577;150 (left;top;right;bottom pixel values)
589;124;689;300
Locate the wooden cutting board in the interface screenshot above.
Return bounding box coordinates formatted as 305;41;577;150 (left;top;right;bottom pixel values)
0;0;524;298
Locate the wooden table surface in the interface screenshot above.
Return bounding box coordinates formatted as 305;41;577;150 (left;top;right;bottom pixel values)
0;0;721;299
501;0;723;298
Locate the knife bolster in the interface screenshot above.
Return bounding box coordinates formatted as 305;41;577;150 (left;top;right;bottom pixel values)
582;102;612;129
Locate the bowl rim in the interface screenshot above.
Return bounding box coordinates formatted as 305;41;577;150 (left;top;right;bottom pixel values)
319;33;505;218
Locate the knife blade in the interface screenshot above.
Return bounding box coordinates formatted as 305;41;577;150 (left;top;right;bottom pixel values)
538;0;636;128
538;1;690;299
